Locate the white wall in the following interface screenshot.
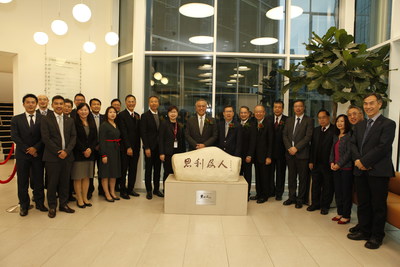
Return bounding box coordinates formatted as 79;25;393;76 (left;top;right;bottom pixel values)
0;73;13;103
0;0;118;114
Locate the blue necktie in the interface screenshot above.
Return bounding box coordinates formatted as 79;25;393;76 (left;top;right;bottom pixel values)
361;119;373;153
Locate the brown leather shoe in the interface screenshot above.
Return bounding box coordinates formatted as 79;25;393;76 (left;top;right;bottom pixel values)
48;208;56;218
59;205;75;213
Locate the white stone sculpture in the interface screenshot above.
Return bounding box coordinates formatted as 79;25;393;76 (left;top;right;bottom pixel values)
172;146;242;182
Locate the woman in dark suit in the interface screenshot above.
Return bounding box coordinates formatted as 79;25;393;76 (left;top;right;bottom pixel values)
330;114;353;224
71;103;98;208
159;106;186;186
99;106;121;202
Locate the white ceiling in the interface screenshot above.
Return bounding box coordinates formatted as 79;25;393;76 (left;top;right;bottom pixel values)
0;51;16;73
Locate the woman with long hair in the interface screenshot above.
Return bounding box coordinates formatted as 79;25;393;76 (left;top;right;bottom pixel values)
71;103;98;208
98;106;121;202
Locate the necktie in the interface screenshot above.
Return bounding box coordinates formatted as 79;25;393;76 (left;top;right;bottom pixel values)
57;115;66;150
29;114;34;130
322;127;326;132
199;116;204;135
41;110;47;116
241;121;245;126
153;113;160;130
293;117;301;136
274;117;279;128
361;119;373;153
225;122;229;137
94;114;100;132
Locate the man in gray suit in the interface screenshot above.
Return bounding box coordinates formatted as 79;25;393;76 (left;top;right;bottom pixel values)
41;95;77;218
282;100;314;209
185;99;218;150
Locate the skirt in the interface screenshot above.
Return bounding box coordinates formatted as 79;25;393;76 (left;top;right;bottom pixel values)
71;160;95;180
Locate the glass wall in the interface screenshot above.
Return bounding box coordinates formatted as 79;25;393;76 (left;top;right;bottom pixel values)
118;60;132;110
119;0;133;56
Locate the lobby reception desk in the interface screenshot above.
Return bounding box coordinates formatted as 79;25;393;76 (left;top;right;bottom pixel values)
164;174;248;216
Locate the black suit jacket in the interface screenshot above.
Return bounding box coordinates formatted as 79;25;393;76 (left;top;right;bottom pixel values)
329;134;353;169
239;120;257;159
41;112;77;162
351;114;396;177
158;119;186;155
309;124;335;165
283;115;314;159
185;115;218;150
118;109;141;154
217;120;242;157
73;117;98;161
254;118;274;163
11;113;44;160
140;110;160;151
267;115;288;159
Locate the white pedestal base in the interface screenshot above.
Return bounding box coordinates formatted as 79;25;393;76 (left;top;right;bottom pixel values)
164;174;248;215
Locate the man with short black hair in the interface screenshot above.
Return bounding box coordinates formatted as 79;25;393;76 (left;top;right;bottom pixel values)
111;98;122;113
70;93;86;118
217;105;242;156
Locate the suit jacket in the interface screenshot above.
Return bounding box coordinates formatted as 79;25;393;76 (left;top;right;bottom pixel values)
309;124;335;165
254;118;274;163
217;120;242;157
140;110;160;151
239;119;257;159
36;109;53;116
283;115;314;160
267;114;288;159
329;134;353;169
90;112;105;131
118;109;141;154
11;113;44;160
158;119;186;155
41;112;77;162
185;115;218;150
73;117;98;161
351;114;396;177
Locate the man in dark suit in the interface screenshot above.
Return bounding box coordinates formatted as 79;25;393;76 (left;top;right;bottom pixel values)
348;93;396;250
238;106;256;198
308;109;335;214
36;94;53;116
111;98;122;113
185;99;218;151
249;105;273;203
141;96;163;200
41;95;77;218
118;95;141;199
217;105;242;157
282;100;313;209
69;93;86;119
267;100;288;201
11;94;47;216
88;98;105;198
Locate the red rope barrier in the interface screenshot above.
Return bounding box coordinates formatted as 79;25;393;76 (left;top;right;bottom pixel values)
0;143;14;165
0;163;17;184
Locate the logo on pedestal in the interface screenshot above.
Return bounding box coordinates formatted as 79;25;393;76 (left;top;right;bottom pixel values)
196;190;216;205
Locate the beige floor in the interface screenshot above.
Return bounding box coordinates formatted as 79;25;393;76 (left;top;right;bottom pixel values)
0;161;400;267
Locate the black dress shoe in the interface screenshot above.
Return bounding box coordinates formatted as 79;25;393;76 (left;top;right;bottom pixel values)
48;208;56;218
146;192;153;200
283;199;295;206
320;208;329;215
120;193;130;200
36;204;49;212
84;202;93;207
105;197;114;202
347;231;370;241
256;198;267;204
59;205;75;213
275;196;282;201
111;196;120;201
153;190;164;198
349;224;360;233
295;202;303;209
76;201;86;209
249;195;258;201
87;193;93;200
365;237;382;249
306;205;320;212
20;208;28;216
128;190;140;197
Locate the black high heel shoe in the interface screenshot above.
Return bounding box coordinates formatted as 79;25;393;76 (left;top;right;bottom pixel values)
111;195;120;201
105;197;114;202
76;201;86;208
84;202;92;207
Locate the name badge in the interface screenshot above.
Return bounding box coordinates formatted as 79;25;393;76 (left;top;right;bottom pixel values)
174;140;178;148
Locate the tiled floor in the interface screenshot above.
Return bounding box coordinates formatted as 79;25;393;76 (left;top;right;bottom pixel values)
1;161;400;266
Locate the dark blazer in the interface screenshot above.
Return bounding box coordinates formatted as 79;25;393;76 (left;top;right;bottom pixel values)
140;110;160;150
239;120;257;159
217;120;242;157
41;112;77;162
90;112;105;129
267;114;288;159
118;109;141;153
329;134;352;169
185;115;218;150
309;124;335;165
73;117;98;161
351;115;396;177
158;119;186;155
254;118;274;163
11;113;44;159
282;115;314;159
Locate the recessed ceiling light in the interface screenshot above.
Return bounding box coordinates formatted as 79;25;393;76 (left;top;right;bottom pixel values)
227;84;234;86
227;79;238;83
198;72;212;78
198;64;213;70
266;6;303;20
179;3;214;18
234;66;251;71
161;77;169;85
199;78;212;82
230;74;244;78
154;72;162;80
189;36;213;44
250;37;278;46
252;84;259;87
205;83;212;86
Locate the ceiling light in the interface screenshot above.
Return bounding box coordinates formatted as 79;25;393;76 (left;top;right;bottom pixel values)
83;41;96;54
179;3;214;18
266;6;303;20
189;36;213;44
199;78;212;83
105;32;119;46
227;79;238;83
51;19;68;35
234;66;251;71
198;72;212;78
250;37;278;46
154;72;162;80
252;84;259;87
227;84;234;86
198;64;212;70
0;0;13;3
205;83;212;86
230;74;244;78
150;80;155;86
161;77;169;85
72;3;92;23
33;32;49;45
